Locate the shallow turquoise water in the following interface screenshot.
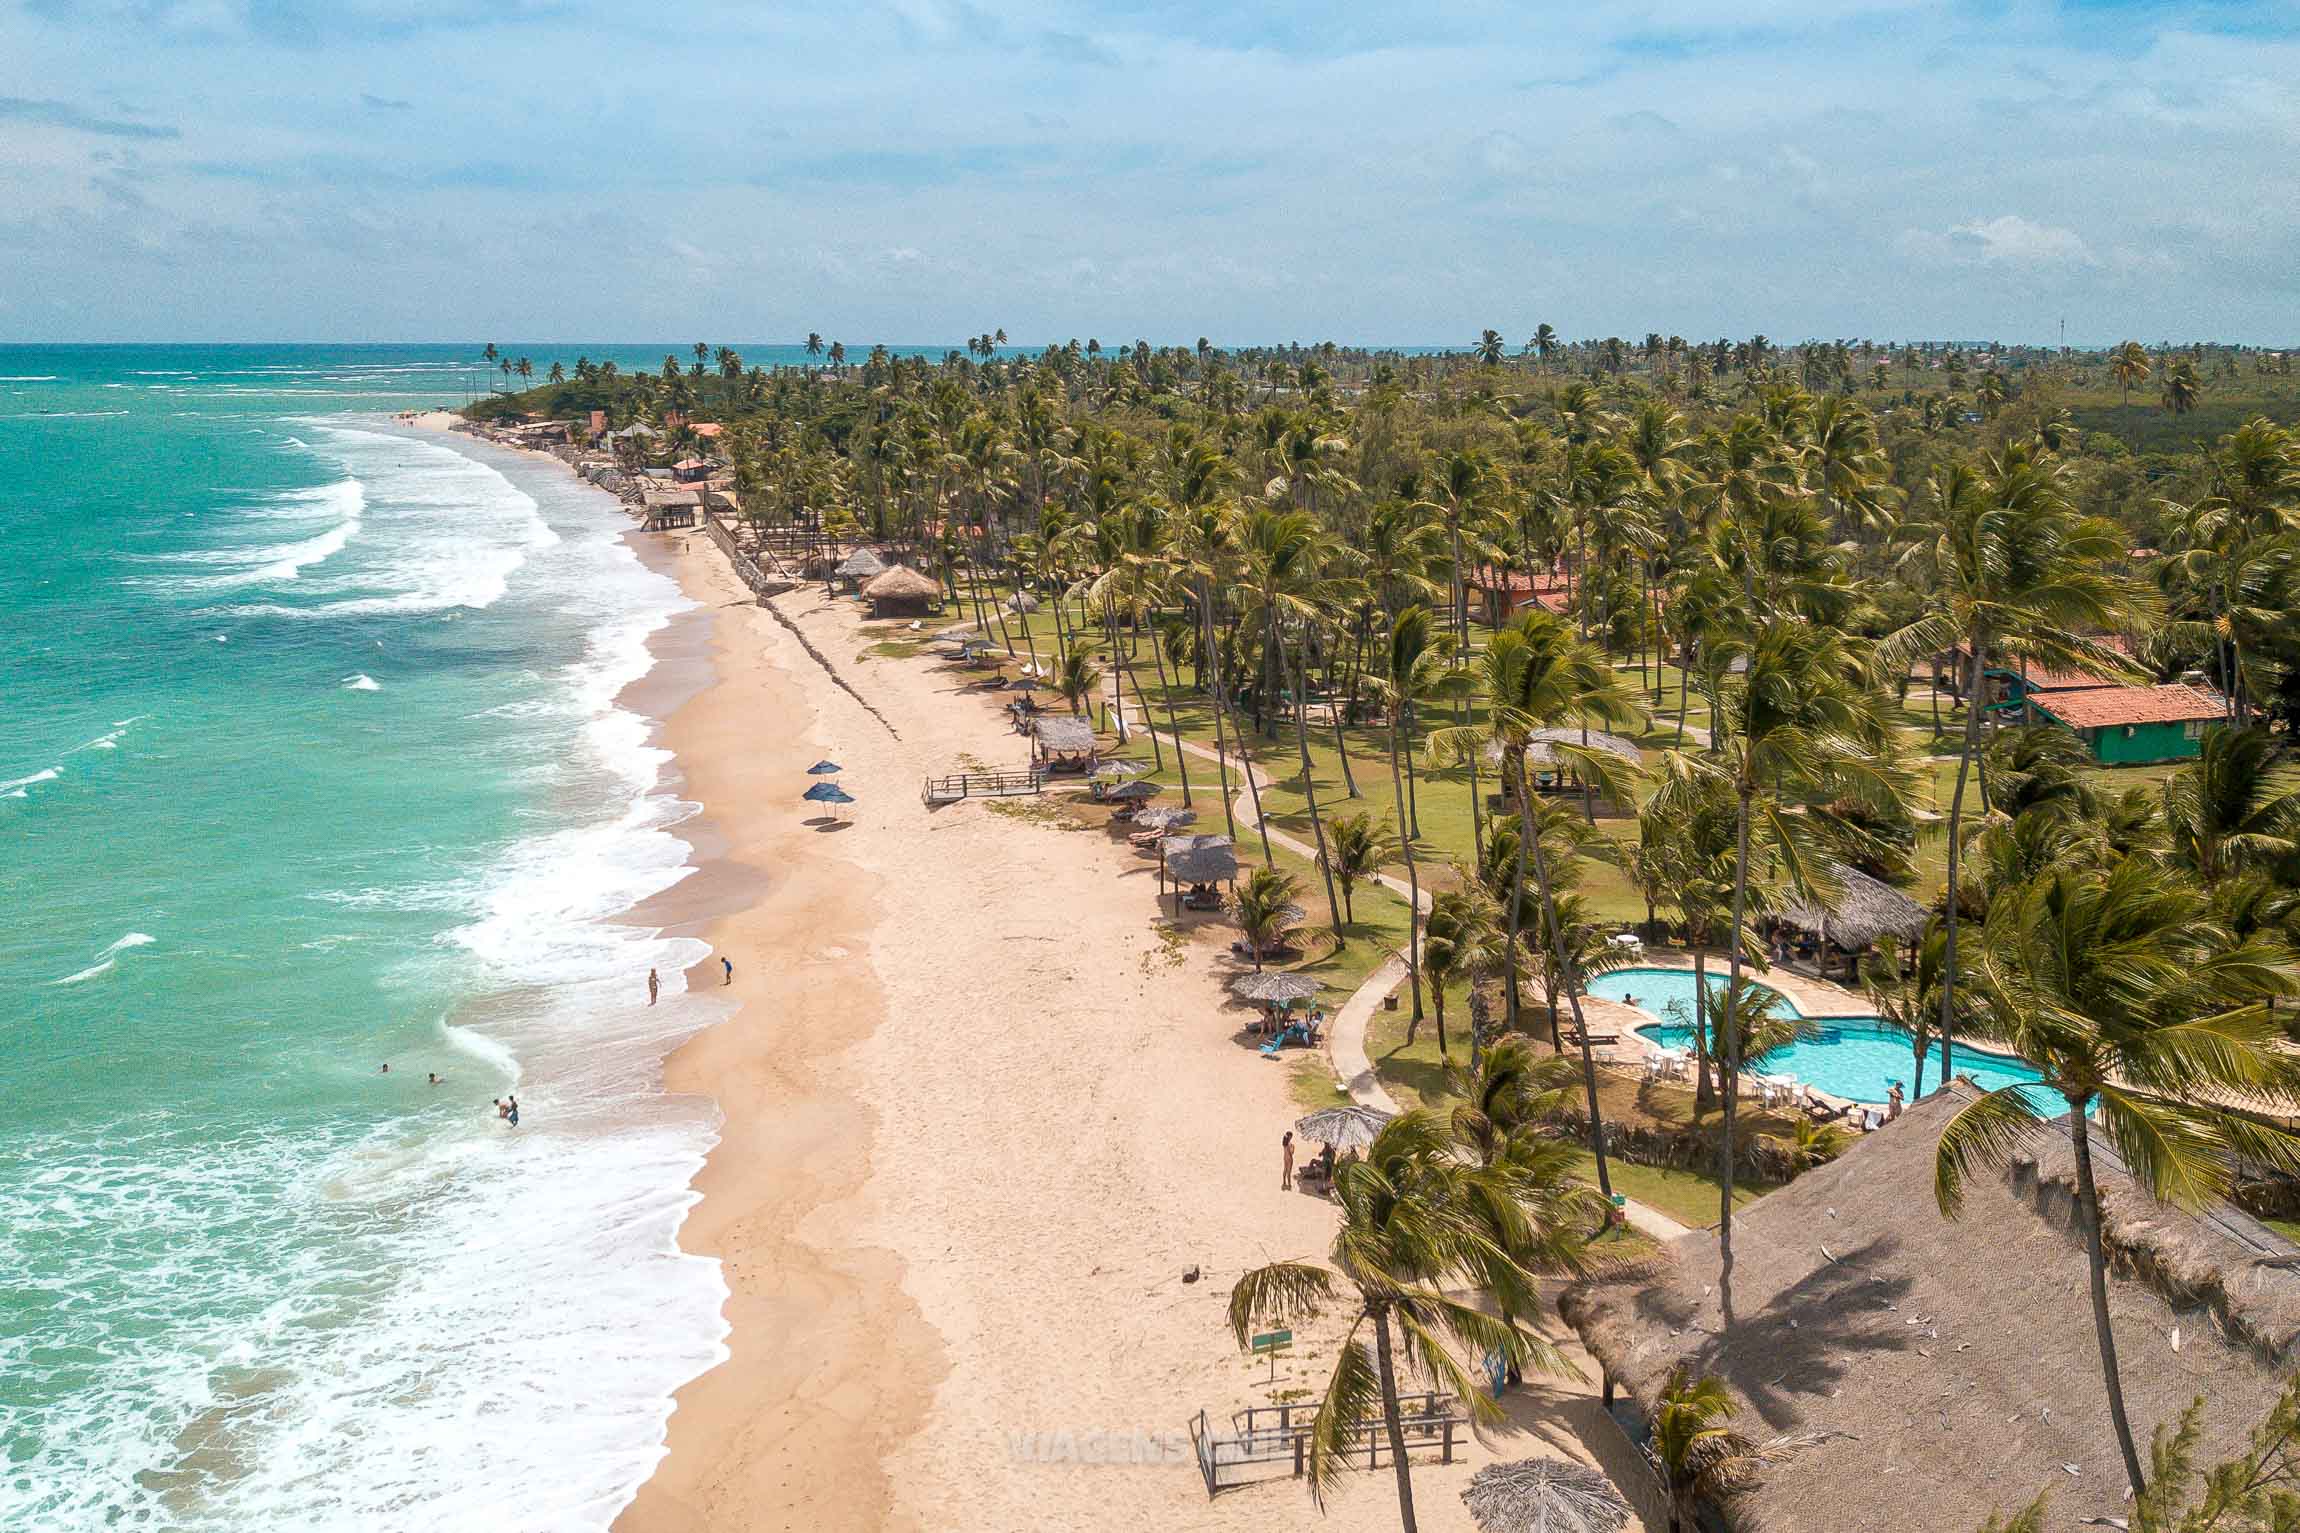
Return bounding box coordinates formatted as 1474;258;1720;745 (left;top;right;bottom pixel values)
0;346;802;1529
1587;966;2050;1104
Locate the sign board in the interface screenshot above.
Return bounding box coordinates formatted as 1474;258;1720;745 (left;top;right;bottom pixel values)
1251;1330;1292;1352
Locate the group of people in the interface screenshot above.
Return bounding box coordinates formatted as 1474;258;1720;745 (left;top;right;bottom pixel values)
1279;1131;1358;1191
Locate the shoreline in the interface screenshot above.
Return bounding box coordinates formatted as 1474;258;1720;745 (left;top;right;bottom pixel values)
427;408;1648;1533
612;520;944;1533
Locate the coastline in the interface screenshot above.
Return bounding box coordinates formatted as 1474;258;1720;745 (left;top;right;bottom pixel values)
424;412;1647;1532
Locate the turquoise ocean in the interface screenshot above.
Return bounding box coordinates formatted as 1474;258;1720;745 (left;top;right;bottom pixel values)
0;345;864;1530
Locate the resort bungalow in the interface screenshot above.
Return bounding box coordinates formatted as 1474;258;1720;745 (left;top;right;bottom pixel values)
1775;861;1928;979
1562;1084;2300;1532
2031;682;2227;765
1030;716;1098;773
859;565;943;618
1465;562;1574;626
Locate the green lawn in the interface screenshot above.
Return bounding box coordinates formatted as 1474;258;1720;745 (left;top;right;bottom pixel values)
1562;1149;1761;1230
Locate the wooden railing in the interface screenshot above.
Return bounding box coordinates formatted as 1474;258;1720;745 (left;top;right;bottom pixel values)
922;768;1046;804
1191;1393;1462;1495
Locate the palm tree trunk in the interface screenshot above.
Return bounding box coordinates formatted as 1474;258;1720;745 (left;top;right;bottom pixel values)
1371;1309;1420;1533
1692;944;1713;1114
1387;716;1425;1022
2071;1107;2149;1497
1523;761;1613;1201
1148;618;1193;808
1201;579;1243;847
1938;621;1985;1091
1720;780;1753;1322
1289;631;1346;937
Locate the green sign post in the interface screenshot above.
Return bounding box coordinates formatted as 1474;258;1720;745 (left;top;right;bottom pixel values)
1252;1328;1293;1384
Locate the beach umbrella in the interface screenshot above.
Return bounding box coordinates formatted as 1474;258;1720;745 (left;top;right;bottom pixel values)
1091;761;1150;781
1461;1460;1631;1533
1102;780;1161;801
1006;592;1041;613
1293;1105;1394;1149
803;782;856;805
1234;971;1320;1006
806;760;843;775
1292;1105;1394;1150
1132;806;1196;832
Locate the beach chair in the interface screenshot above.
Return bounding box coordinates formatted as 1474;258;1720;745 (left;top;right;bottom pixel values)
1260;1022;1311;1056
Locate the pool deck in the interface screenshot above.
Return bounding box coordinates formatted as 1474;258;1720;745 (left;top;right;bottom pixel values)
1576;949;1895;1118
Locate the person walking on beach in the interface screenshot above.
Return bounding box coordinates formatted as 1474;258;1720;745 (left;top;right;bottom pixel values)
721;955;733;986
1281;1131;1294;1191
647;968;660;1006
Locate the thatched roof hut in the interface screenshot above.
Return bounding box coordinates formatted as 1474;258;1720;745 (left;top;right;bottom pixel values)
1161;833;1238;892
1524;727;1644;769
1031;716;1097;763
834;547;888;586
1778;861;1929;956
860;565;943;615
1560;1083;2300;1532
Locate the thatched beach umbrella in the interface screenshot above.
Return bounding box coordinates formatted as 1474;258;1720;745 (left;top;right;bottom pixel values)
1102;779;1160;802
933;622;981;643
861;564;943;615
1091;761;1149;781
1292;1105;1394;1150
1132;806;1195;833
1461;1460;1631;1533
1234;971;1320;1006
834;547;887;581
1006;592;1041;613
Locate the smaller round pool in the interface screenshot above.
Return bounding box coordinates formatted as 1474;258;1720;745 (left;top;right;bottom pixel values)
1587;966;2050;1107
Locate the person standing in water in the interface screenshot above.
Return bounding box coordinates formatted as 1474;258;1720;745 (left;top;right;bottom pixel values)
647;968;660;1006
505;1095;520;1128
721;955;733;986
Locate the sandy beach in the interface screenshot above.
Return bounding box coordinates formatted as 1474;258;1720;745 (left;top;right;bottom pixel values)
592;517;1653;1533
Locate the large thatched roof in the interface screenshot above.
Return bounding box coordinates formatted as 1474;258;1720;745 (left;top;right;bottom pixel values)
834;547;888;579
1488;728;1645;771
1778;861;1928;948
860;565;941;604
1560;1083;2300;1532
1163;832;1238;885
1032;716;1096;755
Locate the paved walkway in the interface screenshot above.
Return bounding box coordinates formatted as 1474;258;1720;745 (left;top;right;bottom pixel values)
1111;692;1693;1240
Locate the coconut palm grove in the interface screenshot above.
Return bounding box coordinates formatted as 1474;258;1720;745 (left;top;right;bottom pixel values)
465;334;2300;1529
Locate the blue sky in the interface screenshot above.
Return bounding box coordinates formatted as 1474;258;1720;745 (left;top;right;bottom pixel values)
1;0;2295;344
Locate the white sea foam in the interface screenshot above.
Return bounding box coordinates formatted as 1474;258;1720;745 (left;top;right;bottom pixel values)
0;374;58;380
0;765;59;792
49;932;154;985
5;423;727;1533
343;673;381;691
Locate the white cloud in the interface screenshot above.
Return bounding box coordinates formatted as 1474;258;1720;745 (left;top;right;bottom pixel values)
1906;214;2097;269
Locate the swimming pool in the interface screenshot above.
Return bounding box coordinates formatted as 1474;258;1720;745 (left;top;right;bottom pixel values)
1586;966;2050;1106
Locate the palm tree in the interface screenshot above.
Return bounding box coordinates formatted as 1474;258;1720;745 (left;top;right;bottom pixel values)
805;333;824;362
1232;865;1302;971
1318;811;1398;926
1420;887;1496;1057
1365;605;1460;1022
1054;638;1101;716
1532;324;1559;366
2108;340;2150;415
1228;1111;1563;1533
1239;505;1351;935
1648;1368;1774;1533
1882;444;2156;1088
2161;356;2202;417
1434;610;1643;1187
1680;618;1906;1307
1935;855;2300;1499
2162;725;2300;882
1475;329;1505;367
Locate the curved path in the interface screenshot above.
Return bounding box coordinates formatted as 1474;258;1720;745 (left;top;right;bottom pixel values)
1112;693;1692;1241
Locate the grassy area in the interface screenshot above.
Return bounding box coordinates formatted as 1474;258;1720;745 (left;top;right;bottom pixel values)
1563;1149;1760;1229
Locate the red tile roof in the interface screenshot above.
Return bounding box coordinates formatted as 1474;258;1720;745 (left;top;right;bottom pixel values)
2034;684;2226;730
